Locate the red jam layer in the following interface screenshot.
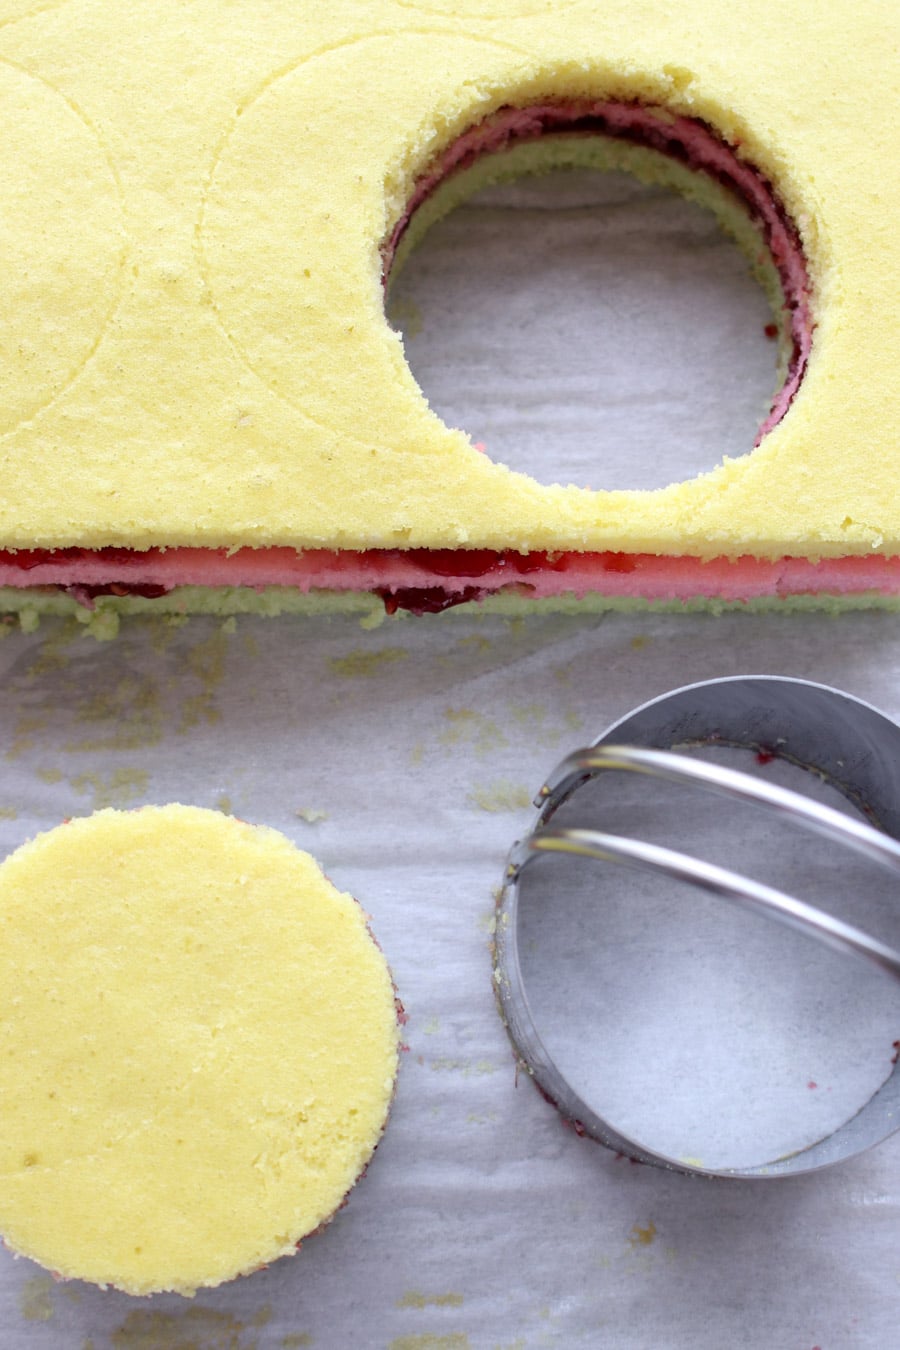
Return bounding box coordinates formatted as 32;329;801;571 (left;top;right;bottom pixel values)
1;546;897;614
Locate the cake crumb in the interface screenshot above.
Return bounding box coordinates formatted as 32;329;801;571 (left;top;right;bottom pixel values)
66;673;162;753
397;1292;464;1310
19;1276;54;1322
628;1220;658;1248
330;647;408;678
7;713;50;762
70;768;148;811
468;780;531;812
296;807;327;824
112;1308;256;1348
430;1058;497;1077
440;708;508;757
388;1337;470;1350
358;605;387;630
82;607;120;641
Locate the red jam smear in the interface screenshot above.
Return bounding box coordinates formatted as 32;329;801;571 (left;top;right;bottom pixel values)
0;546;159;572
377;584;488;615
0;544;624;616
402;547;570;578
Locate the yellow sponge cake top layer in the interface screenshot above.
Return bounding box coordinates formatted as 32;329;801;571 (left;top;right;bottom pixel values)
0;806;399;1295
0;0;895;560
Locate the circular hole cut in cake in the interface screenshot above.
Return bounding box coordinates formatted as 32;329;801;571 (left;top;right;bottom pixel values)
384;104;810;493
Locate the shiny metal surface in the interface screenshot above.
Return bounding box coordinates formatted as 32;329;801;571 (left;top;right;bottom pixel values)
495;676;900;1178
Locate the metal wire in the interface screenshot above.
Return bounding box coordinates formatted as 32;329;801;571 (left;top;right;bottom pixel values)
494;677;900;1178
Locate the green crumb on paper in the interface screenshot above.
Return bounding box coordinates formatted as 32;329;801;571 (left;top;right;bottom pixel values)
19;1276;54;1321
509;701;575;748
430;1058;497;1077
397;1292;464;1310
358;604;388;630
67;674;162;753
112;1307;258;1348
440;709;508;757
388;1338;470;1350
457;634;492;653
628;1220;658;1248
7;713;49;762
296;807;327;824
329;646;408;678
71;768;148;811
81;607;120;640
468;780;531;812
178;628;230;731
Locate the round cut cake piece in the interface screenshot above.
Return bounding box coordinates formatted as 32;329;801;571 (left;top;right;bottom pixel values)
0;806;400;1296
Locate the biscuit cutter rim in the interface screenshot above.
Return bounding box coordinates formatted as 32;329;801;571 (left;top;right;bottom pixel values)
494;675;900;1179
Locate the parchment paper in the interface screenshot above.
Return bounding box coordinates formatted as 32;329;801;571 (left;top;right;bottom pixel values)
1;169;897;1350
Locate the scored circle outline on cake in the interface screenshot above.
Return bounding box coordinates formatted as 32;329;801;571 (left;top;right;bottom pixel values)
199;27;810;474
392;0;579;18
0;57;126;439
0;0;70;28
198;29;539;445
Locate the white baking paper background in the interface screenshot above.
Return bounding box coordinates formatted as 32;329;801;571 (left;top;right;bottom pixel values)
1;171;899;1350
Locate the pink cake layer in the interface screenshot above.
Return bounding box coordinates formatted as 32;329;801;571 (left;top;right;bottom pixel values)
1;548;898;613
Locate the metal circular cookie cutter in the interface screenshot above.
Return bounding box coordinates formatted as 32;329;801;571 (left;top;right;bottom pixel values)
494;675;900;1178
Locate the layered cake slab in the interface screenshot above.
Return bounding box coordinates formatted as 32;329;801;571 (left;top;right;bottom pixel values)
0;0;896;624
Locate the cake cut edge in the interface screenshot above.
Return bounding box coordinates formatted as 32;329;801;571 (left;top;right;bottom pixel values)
0;805;404;1295
3;544;900;640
